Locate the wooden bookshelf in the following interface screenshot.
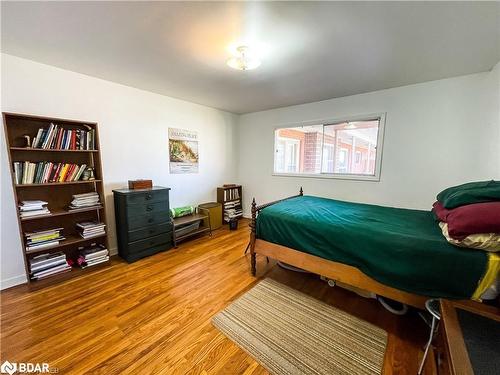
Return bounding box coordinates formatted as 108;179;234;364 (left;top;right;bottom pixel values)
15;180;103;187
3;112;110;289
10;147;99;153
216;185;243;223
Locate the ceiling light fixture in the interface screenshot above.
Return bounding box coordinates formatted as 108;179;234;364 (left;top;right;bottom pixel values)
227;46;261;71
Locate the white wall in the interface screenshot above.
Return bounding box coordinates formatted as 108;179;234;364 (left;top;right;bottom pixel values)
237;67;500;215
1;54;238;289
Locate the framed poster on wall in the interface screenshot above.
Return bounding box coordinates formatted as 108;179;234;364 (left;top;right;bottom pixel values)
168;128;199;173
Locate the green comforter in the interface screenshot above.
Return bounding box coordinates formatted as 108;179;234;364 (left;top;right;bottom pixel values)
256;195;488;299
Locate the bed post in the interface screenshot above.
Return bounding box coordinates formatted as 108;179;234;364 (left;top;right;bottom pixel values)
250;198;257;276
299;186;303;196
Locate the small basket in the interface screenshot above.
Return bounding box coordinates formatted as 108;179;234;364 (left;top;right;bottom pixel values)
229;219;238;231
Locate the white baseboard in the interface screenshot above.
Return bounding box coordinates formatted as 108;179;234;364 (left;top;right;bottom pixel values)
1;274;28;290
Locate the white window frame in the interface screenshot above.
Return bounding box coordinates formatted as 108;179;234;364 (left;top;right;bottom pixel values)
272;112;386;181
275;136;300;173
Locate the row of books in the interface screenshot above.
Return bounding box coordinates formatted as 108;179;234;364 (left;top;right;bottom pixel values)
13;161;90;185
223;188;240;201
29;244;110;280
31;123;96;150
77;221;106;239
29;252;71;280
24;219;105;252
25;227;65;252
18;194;102;219
18;200;50;218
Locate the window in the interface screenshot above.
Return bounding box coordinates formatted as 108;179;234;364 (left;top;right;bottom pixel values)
275;137;300;173
273;115;384;180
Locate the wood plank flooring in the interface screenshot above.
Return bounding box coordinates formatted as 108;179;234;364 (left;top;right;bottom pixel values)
1;219;434;374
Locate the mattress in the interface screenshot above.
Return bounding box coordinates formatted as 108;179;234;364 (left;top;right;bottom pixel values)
256;195;493;299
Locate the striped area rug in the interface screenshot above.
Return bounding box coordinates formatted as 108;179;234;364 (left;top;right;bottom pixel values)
212;278;387;375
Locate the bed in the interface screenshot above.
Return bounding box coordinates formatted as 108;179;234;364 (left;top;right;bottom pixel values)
249;189;499;309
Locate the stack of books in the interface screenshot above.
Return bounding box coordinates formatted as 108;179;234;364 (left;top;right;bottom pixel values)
13;161;88;184
224;198;242;222
224;200;240;210
79;244;109;268
18;200;50;219
69;192;101;210
224;207;243;222
31;123;96;150
29;252;71;280
25;228;64;252
76;221;106;239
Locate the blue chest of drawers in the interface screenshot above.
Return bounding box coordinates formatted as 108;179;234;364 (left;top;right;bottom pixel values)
113;186;173;262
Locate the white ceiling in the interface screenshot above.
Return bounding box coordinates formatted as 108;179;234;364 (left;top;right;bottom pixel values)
2;1;499;114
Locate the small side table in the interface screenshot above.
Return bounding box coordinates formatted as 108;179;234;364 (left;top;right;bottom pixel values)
418;299;441;375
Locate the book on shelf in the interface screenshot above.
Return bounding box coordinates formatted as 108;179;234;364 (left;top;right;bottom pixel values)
31;123;96;150
69;192;101;210
29;252;67;272
76;221;106;239
224;200;241;209
18;200;50;218
25;228;64;252
223;187;240;201
13;161;89;185
29;251;71;280
224;208;243;221
83;255;109;268
78;243;109;269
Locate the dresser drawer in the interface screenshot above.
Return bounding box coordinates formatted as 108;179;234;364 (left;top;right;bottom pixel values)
128;222;173;242
127;233;172;254
127;212;170;230
124;189;169;205
126;201;170;217
122;242;173;263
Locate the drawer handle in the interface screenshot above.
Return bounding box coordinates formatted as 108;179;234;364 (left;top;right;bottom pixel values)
150;241;155;245
149;229;155;234
148;218;154;223
146;206;153;211
146;194;152;200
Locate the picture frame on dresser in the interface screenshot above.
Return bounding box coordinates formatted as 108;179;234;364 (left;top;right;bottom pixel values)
2;112;110;289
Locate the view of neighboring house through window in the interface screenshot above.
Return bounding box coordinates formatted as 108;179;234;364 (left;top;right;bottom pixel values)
274;118;382;179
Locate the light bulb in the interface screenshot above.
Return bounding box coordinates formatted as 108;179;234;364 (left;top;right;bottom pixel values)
226;46;261;71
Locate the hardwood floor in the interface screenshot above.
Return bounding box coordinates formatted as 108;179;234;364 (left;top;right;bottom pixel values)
1;219;434;374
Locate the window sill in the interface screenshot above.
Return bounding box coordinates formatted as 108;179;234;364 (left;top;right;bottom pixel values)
272;172;380;182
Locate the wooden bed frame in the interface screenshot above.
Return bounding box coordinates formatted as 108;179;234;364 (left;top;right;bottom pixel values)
249;188;429;309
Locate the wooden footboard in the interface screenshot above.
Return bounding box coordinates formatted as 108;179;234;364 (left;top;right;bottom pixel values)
249;188;428;309
249;187;303;276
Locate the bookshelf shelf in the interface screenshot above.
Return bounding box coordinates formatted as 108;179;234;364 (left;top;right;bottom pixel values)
29;258;111;290
20;206;104;221
16;180;102;188
3;112;110;289
10;147;99;153
25;233;107;255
